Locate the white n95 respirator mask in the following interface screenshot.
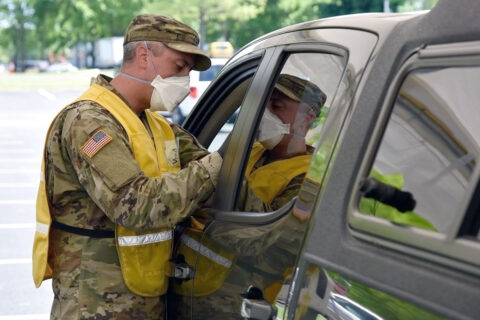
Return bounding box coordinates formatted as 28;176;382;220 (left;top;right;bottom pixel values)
120;40;191;113
256;108;290;150
150;75;190;112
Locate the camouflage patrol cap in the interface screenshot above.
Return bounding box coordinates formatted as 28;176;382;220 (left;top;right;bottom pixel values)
124;14;211;71
274;74;327;116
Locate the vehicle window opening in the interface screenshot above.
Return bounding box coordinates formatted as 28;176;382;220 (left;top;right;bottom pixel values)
236;52;345;214
358;66;480;234
458;178;480;238
194;66;258;147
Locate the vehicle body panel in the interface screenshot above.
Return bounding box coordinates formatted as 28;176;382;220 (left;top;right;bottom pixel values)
171;1;480;319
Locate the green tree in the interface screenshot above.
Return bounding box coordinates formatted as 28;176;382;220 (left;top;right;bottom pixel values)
143;0;266;50
313;0;397;17
31;0;59;60
225;0;438;48
0;0;34;70
223;0;287;48
398;0;439;11
0;0;440;69
29;0;144;67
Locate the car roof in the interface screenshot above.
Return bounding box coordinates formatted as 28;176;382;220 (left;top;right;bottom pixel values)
246;11;425;48
251;0;478;42
225;0;480;79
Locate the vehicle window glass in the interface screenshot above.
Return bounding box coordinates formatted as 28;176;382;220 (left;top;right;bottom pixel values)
237;52;344;213
199;65;223;81
359;66;480;233
208;109;239;151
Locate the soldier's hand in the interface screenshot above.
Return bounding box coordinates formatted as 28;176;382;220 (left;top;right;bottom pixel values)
203;193;215;208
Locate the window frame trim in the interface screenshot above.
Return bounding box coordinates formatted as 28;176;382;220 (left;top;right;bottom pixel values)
208;44;350;216
348;42;480;273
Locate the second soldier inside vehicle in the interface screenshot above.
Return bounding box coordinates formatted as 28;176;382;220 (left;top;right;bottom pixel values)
170;74;327;319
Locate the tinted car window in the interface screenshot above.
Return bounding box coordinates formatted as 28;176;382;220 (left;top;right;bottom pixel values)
199;65;224;81
237;52;344;212
359;66;480;233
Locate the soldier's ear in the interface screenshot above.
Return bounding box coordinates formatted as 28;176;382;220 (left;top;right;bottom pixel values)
305;109;316;127
135;45;149;70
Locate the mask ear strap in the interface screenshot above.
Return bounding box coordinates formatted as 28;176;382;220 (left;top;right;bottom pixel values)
289;132;306;139
120;72;151;84
144;40;159;76
289;110;310;139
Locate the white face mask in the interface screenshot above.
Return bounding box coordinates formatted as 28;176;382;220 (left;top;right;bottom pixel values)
150;74;190;112
120;40;190;112
256;108;290;150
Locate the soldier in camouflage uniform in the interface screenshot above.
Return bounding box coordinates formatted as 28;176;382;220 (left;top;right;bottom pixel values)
238;74;327;212
35;14;222;319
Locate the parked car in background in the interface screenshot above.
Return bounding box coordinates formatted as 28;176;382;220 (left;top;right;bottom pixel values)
47;62;78;73
21;60;49;72
208;41;234;58
166;0;480;319
168;58;228;124
94;36;124;69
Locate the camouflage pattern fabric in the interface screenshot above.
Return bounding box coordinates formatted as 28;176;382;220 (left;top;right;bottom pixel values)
124;14;200;47
124;14;210;71
275;74;327;117
46;74;215;319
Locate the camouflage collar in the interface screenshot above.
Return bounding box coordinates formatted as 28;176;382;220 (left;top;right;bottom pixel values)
93;74;137;115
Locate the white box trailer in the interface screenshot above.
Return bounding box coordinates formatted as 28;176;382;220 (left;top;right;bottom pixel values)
94;37;123;68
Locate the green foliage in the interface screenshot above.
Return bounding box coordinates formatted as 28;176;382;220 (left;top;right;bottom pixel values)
0;0;439;67
398;0;439;12
359;169;436;231
143;0;266;49
0;0;36;67
326;270;446;320
50;0;144;48
225;0;288;48
0;0;144;66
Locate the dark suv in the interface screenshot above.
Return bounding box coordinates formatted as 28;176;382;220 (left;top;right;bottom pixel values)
169;1;480;319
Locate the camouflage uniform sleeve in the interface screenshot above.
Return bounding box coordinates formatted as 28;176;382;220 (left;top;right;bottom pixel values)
269;174;305;210
62;103;216;231
170;123;210;166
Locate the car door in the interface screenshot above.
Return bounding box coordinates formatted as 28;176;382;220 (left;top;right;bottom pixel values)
286;3;480;320
168;28;378;319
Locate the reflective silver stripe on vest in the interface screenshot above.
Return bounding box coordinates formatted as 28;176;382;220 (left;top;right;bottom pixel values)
181;234;232;268
118;230;172;247
36;222;49;234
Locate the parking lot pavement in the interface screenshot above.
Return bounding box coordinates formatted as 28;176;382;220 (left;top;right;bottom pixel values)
0;86;84;319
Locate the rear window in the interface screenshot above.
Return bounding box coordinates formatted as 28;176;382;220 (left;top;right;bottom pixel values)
358;66;480;234
199;65;223;81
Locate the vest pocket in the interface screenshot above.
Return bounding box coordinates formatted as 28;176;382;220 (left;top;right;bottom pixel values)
116;226;172;297
173;230;235;297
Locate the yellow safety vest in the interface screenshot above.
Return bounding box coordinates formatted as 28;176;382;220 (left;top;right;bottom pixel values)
173;143;312;297
173;227;236;297
245;143;312;204
33;83;180;297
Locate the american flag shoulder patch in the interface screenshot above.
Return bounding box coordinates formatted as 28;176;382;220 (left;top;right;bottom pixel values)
81;130;113;158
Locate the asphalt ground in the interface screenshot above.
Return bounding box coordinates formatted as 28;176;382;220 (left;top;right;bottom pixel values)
0;70;110;319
